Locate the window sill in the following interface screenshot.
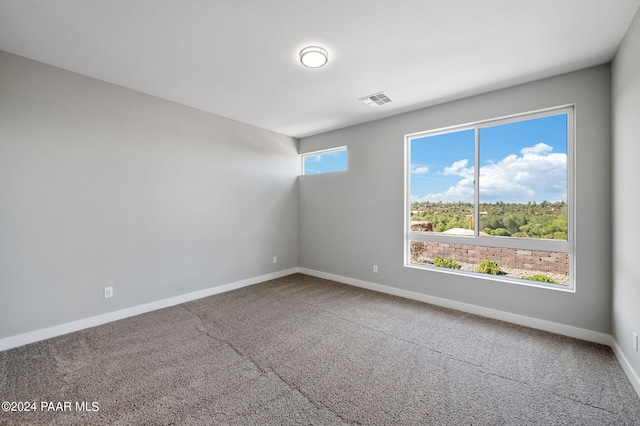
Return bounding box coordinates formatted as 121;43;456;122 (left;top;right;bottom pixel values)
404;262;575;293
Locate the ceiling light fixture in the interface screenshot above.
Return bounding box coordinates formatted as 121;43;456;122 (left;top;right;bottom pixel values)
299;46;328;68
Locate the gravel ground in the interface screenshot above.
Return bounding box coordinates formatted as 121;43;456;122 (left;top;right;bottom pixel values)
415;257;570;286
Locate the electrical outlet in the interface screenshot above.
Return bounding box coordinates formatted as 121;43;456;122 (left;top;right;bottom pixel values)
104;286;113;299
273;256;277;264
634;332;638;352
373;265;378;273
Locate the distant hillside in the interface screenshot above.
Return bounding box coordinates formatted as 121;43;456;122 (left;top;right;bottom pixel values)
410;201;567;240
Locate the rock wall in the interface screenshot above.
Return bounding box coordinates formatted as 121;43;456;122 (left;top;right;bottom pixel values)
410;241;569;275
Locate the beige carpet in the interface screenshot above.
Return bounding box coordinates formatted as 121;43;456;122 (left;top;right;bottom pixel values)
1;273;639;425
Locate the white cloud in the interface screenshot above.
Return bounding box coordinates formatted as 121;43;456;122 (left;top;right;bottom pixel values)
411;165;429;174
480;145;566;202
415;158;474;202
521;142;552;155
307;150;344;162
419;182;474;203
442;159;469;176
417;144;566;203
308;154;322;162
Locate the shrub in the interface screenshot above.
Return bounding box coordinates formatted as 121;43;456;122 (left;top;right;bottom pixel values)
477;259;500;275
490;228;511;237
433;257;462;269
523;274;558;284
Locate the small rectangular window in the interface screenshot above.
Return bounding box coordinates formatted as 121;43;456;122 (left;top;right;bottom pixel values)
302;147;347;175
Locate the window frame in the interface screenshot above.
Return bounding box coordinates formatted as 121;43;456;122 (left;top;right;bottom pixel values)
301;146;348;175
404;105;576;291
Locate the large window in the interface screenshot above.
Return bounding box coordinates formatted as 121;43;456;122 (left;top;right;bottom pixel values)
405;106;574;290
302;146;348;175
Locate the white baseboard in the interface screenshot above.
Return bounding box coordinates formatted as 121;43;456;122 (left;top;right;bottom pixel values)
0;268;298;352
298;268;612;346
611;338;640;397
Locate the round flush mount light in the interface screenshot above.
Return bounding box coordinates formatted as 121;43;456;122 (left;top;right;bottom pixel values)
299;46;328;68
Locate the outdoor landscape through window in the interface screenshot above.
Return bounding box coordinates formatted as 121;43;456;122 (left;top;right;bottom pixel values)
406;108;573;288
302;146;347;175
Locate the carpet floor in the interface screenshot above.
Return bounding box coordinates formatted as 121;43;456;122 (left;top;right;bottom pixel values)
1;273;639;425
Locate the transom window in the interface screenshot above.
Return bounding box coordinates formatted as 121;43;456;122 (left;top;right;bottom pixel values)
302;146;348;175
405;106;574;290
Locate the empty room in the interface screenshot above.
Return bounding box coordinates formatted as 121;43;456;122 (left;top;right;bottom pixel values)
1;1;640;424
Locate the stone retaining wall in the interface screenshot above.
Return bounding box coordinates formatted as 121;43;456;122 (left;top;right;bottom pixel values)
410;241;569;275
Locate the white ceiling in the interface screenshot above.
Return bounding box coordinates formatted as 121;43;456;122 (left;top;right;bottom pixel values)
1;1;639;138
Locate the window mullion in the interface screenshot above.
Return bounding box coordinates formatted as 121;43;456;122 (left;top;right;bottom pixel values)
474;127;480;237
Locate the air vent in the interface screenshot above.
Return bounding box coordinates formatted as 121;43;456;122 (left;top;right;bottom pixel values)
359;92;392;107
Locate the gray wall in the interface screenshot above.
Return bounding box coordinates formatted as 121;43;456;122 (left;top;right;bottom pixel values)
0;51;299;339
612;9;640;382
299;65;612;333
0;44;622;344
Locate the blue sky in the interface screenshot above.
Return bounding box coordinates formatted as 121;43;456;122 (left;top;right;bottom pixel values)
411;114;568;204
304;149;347;175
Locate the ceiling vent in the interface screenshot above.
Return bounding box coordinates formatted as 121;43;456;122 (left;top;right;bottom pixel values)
359;92;392;107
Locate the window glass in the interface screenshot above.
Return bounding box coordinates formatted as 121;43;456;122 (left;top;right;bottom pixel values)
406;107;573;289
479;114;568;240
302;147;347;175
410;129;474;234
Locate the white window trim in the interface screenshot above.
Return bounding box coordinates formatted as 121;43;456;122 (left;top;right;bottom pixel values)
301;146;348;175
404;105;576;291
